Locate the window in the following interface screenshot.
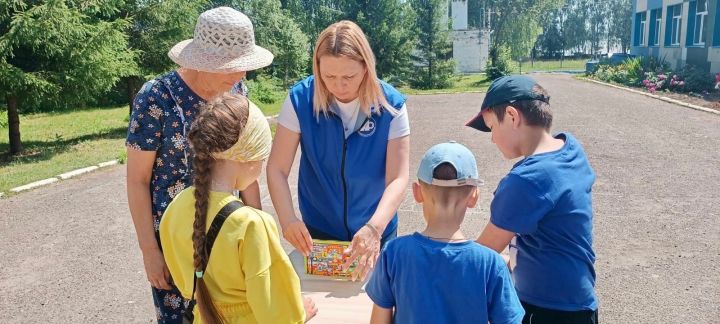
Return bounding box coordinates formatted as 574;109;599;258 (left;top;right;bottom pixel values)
693;0;708;45
634;12;647;46
714;0;720;46
640;14;646;45
671;5;682;45
650;8;662;46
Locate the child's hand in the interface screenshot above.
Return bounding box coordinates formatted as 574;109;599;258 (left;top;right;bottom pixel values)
343;225;381;281
282;218;313;256
303;296;318;322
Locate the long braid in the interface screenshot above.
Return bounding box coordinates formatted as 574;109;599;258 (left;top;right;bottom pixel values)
192;151;222;324
187;93;249;324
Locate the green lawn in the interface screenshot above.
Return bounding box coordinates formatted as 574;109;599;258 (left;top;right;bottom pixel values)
0;106;129;193
0;102;282;194
397;59;586;95
399;73;492;95
509;59;586;73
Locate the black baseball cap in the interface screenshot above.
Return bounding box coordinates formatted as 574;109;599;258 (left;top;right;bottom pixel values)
465;75;550;132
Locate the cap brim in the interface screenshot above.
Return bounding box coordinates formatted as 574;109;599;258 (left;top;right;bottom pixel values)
465;112;490;132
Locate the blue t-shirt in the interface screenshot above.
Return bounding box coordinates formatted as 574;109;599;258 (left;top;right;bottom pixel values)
491;132;597;311
366;233;524;324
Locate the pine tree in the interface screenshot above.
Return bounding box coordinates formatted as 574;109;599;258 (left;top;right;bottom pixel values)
409;0;455;89
121;0;205;112
0;0;136;155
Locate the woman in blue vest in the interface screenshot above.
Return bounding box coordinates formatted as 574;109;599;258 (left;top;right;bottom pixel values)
267;20;410;281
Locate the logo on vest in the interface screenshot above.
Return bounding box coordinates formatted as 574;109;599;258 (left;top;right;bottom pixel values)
358;117;376;137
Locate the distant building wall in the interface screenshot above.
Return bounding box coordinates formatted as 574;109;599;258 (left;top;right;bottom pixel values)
451;0;468;30
452;30;490;73
632;0;720;73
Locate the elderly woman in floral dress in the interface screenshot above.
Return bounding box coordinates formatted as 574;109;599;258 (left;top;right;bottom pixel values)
125;7;273;323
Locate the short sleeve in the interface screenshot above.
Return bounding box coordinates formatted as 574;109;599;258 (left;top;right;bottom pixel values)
388;104;410;140
490;174;553;234
487;258;525;324
126;80;165;151
365;248;395;309
277;95;301;133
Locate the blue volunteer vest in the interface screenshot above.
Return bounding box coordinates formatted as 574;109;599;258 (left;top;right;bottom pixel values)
289;76;406;241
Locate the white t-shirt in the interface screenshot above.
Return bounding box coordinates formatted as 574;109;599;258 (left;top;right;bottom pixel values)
277;95;410;139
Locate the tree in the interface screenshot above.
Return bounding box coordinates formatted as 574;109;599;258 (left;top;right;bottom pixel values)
284;0;416;81
233;0;310;87
409;0;455;89
587;0;609;57
562;0;589;55
607;0;632;53
486;0;564;66
537;7;565;59
341;0;417;80
0;0;136;155
122;0;205;112
283;0;345;48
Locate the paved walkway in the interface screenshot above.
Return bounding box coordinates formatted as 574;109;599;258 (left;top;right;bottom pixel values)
1;74;719;323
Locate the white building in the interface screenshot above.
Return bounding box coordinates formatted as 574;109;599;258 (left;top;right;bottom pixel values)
449;0;491;73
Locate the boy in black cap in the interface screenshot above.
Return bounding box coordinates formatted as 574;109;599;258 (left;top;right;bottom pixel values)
466;75;598;324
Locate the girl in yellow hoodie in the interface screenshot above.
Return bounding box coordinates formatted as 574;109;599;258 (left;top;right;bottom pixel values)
160;93;317;323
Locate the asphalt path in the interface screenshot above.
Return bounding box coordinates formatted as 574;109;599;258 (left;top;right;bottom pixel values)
1;74;718;323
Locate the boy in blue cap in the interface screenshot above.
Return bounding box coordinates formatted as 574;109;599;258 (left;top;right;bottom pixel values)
466;75;598;323
366;141;524;324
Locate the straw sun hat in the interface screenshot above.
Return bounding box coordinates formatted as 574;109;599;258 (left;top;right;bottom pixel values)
168;7;274;73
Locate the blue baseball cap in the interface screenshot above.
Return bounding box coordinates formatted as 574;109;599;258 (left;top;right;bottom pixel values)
465;75;550;132
417;141;483;187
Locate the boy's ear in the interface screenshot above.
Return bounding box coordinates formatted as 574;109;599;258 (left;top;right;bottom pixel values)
412;181;424;203
466;187;479;208
505;106;522;129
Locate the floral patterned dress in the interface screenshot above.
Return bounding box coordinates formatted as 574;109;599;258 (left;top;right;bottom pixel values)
126;70;246;323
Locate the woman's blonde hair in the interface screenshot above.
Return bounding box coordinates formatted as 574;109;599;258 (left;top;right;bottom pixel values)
312;20;397;118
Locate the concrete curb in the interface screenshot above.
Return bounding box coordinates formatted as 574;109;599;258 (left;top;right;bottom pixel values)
98;160;119;168
58;166;99;180
581;77;720;116
10;178;60;193
5;159;121;196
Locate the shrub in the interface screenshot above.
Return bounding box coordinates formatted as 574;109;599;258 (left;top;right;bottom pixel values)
639;56;670;73
246;75;279;104
642;72;684;93
675;64;714;93
486;45;512;80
